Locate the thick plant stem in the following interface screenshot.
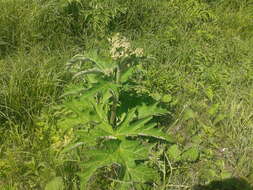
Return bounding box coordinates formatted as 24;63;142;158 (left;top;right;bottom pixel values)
110;66;120;127
110;95;117;127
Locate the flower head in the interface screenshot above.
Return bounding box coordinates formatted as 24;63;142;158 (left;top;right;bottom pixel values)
108;33;143;60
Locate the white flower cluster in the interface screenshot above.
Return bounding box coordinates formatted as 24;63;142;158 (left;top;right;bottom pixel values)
108;33;144;59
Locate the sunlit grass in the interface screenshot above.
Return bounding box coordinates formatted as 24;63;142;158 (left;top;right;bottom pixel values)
0;0;252;189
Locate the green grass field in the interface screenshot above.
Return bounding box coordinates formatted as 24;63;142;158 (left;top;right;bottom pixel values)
0;0;252;189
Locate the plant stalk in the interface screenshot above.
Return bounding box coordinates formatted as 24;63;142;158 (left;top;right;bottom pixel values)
110;65;121;127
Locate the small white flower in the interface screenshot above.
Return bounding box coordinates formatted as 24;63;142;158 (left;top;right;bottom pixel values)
221;148;228;152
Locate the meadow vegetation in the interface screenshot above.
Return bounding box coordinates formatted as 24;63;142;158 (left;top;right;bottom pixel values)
0;0;252;189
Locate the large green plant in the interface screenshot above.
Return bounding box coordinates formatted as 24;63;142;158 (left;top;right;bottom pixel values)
58;35;174;189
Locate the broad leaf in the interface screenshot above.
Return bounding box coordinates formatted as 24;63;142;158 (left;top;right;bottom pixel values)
137;103;167;119
120;67;135;83
116;105;174;142
167;144;182;162
181;147;199;162
45;177;64;190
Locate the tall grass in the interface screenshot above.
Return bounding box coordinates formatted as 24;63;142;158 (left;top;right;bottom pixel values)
0;46;76;126
0;0;75;56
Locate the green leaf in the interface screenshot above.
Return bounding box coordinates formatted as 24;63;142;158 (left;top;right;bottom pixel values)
205;87;214;101
79;145;118;187
123;164;158;183
118;140;150;162
116;109;174;142
167;145;182;162
191;135;203;145
60;99;99;128
79;140;156;188
161;94;172;103
213;114;226;125
120;67;135;83
60;85;85;97
79;80;114;99
137;103;167;119
117;140;158;186
45;177;64;190
183;108;196;121
82;51;117;73
181;147;199;162
117;114;151;134
208;103;219;116
61;142;85;153
73;68;103;78
220;171;232;179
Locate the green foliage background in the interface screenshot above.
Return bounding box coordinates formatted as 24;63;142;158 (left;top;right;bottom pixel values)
0;0;252;189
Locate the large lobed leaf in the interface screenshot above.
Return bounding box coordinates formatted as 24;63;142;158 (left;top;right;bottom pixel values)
116;104;174;142
79;139;158;188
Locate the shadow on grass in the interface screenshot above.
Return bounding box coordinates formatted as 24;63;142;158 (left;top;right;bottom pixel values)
193;177;252;190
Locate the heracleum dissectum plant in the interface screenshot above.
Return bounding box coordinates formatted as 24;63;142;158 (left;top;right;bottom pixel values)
58;34;174;189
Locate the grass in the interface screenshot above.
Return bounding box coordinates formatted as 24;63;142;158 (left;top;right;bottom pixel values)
0;46;78;125
0;0;253;189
